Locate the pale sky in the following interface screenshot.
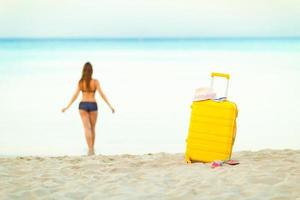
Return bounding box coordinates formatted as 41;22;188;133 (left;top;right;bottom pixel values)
0;0;300;38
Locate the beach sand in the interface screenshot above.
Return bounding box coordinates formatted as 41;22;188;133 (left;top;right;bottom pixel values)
0;149;299;200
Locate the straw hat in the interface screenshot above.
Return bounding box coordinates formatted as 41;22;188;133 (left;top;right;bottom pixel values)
193;87;216;101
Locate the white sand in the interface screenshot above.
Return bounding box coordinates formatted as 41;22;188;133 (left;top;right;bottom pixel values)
0;149;300;200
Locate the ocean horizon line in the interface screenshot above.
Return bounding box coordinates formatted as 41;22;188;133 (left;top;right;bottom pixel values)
0;36;300;41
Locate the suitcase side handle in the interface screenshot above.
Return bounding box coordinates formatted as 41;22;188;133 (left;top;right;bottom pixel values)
210;72;230;98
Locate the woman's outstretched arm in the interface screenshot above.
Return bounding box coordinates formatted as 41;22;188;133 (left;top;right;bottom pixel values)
95;80;115;113
61;84;80;112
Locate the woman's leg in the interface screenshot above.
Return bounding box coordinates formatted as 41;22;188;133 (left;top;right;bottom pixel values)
89;111;98;149
79;110;93;152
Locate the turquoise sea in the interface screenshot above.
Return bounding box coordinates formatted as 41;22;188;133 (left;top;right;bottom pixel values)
0;38;299;156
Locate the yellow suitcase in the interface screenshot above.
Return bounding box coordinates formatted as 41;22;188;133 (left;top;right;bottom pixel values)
185;72;238;163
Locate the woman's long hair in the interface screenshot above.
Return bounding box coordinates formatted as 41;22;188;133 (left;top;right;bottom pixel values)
79;62;93;91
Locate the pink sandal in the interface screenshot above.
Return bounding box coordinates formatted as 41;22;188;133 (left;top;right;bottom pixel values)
211;161;223;168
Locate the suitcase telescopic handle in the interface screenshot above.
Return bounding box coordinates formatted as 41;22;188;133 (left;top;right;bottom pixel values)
211;72;230;79
210;72;230;98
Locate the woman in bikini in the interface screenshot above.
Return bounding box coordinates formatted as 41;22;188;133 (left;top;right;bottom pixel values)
62;62;115;155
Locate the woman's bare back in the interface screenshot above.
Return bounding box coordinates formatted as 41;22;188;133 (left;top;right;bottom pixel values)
80;79;97;102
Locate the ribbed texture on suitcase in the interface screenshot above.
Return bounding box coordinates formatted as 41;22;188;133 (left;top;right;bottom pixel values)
186;100;238;163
